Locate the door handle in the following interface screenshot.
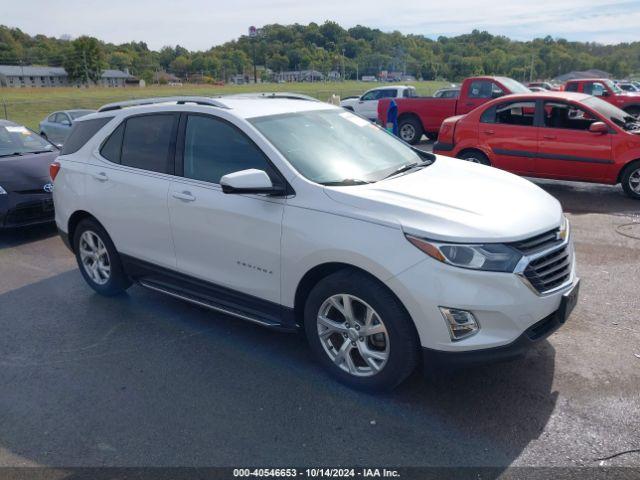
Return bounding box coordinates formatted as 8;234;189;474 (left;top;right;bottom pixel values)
543;135;557;140
483;129;495;135
172;191;196;202
465;102;475;107
92;171;108;182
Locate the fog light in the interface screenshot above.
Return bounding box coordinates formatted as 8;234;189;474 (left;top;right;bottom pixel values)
439;307;479;341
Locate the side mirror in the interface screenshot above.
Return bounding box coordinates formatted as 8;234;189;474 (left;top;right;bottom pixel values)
589;122;609;134
601;90;610;97
220;169;285;195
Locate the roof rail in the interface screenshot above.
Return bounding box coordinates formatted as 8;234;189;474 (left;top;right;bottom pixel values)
97;96;230;112
224;92;319;102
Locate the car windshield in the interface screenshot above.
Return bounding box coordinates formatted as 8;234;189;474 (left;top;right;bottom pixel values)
250;109;431;185
0;125;55;156
496;77;531;93
69;110;95;119
582;96;640;131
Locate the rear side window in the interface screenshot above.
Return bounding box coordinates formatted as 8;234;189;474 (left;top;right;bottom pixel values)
100;123;125;163
494;101;536;126
61;117;112;155
565;82;579;92
120;114;178;174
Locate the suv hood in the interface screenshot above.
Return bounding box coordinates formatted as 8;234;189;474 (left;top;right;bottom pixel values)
324;156;562;243
0;151;58;191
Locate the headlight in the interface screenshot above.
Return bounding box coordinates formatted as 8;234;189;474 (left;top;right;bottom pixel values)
405;235;522;272
0;185;7;195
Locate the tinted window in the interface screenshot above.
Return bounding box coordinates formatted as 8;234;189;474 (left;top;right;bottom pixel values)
120;114;177;174
61;117;113;155
361;90;380;101
480;106;496;123
378;89;397;98
565;82;579;92
100;123;125;163
468;81;503;99
183;115;273;184
494;101;536;126
543;101;598;130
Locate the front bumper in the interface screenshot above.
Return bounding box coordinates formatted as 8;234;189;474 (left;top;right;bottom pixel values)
0;191;54;228
422;281;577;367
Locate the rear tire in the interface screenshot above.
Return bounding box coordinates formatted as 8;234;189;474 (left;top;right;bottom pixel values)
457;150;491;166
398;117;423;145
73;218;131;296
621;161;640;200
304;270;419;391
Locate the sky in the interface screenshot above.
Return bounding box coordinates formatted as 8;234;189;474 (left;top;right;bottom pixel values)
4;0;640;50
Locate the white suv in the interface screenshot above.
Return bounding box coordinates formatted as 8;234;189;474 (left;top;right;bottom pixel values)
51;95;579;391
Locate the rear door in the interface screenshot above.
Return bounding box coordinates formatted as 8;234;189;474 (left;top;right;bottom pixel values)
86;113;179;268
477;99;537;174
536;100;613;181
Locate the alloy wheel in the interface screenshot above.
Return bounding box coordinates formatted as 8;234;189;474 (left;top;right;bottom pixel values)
316;294;390;377
629;168;640;194
79;230;111;285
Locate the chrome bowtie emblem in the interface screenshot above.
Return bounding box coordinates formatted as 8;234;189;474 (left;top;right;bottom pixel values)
43;183;54;193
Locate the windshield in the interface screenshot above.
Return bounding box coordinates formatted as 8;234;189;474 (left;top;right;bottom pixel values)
250;109;430;185
69;110;95;120
496;77;531;93
0;125;55;156
582;96;639;131
604;80;623;94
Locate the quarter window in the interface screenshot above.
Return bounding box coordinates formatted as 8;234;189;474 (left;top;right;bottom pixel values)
182;115;274;185
61;117;113;155
100;123;125;163
120;114;178;174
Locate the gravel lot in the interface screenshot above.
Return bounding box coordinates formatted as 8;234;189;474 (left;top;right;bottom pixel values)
0;164;639;471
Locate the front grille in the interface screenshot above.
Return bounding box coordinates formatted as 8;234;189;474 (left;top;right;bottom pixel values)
511;228;562;256
3;200;54;227
523;246;571;294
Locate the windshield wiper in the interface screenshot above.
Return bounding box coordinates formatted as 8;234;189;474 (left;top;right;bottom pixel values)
383;160;428;180
27;150;54;154
320;179;373;186
0;152;23;158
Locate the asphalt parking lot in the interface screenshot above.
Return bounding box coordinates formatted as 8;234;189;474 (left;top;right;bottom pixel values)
0;159;639;470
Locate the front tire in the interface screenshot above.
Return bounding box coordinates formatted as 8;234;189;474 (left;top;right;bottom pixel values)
398;117;423;145
73;218;131;296
621;161;640;199
304;270;419;391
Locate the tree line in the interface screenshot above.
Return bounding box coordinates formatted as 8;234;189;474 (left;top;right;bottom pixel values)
1;22;639;83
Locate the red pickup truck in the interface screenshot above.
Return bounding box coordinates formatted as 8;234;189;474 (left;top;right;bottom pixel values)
377;76;530;144
564;79;640;116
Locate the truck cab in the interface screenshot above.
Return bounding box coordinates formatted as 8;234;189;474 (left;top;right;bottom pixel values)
340;85;417;121
377;76;530;144
564;79;640;116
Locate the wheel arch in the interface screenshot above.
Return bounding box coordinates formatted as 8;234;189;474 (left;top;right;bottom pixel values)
397;112;423;129
67;210;104;252
456;147;491;164
617;158;640;184
293;262;408;327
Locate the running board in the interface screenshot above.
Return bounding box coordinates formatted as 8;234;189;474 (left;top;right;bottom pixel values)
138;280;295;332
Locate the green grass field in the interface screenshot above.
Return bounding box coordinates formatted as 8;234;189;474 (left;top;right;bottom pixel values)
0;81;448;131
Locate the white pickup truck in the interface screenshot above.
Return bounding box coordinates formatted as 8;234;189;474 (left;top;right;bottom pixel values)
340;85;417;121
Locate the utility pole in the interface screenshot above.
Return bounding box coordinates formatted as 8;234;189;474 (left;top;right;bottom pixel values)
341;49;345;81
529;53;534;82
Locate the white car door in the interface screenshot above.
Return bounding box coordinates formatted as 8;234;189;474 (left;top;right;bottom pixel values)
167;113;285;304
85;113;178;269
353;89;383;120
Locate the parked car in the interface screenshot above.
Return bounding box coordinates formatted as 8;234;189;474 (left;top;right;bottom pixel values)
52;96;578;391
340;85;417;121
433;91;640;199
0;120;59;228
617;82;639;93
377;76;531;144
528;86;547;92
39;109;95;146
527;82;554;90
564;79;640;116
433;88;460;98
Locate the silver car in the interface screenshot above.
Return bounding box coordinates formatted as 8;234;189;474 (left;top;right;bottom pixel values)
39;110;95;146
